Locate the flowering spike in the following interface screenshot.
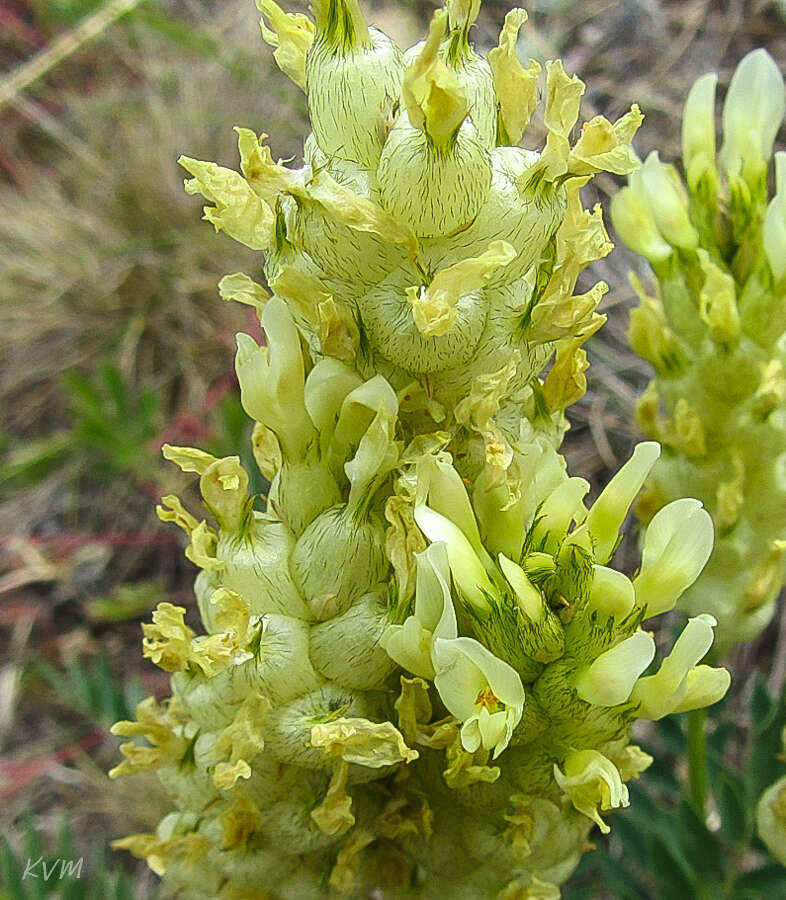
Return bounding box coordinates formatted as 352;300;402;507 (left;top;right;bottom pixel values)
112;6;733;895
619;51;786;648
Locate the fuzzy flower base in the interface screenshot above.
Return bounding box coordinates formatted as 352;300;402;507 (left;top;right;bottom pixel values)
111;1;730;897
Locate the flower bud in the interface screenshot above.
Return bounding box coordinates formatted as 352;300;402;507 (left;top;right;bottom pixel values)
757;775;786;865
764;151;786;282
610;178;673;264
697;250;740;345
639;152;699;249
681;71;718;193
628;293;684;373
414;505;495;613
381;542;457;679
633;498;714;616
586;441;660;564
235;297;316;460
720;48;784;187
573;631;656;707
530;477;590;554
587;565;636;620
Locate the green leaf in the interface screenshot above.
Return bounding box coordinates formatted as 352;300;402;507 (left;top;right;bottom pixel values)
676;798;725;884
746;678;786;799
714;769;749;845
733;864;786;899
649;834;696;898
0;836;25;900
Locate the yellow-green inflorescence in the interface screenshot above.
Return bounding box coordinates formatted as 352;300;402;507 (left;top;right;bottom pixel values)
111;1;730;897
612;50;786;651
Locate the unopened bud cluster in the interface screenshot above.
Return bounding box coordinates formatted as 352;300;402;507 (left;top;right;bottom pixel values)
612;50;786;650
110;2;730;897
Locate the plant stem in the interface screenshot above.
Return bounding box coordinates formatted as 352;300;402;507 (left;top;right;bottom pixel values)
688;706;709;818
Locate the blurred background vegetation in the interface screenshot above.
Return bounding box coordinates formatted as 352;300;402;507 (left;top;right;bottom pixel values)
2;0;786;897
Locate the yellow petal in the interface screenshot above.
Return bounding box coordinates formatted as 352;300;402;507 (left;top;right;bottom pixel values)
407;241;516;337
488;9;540;145
310;717;418;767
179;155;274;250
403;10;468;146
256;0;314;91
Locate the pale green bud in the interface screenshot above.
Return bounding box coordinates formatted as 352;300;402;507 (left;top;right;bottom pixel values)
530;477;590;554
498;553;544;622
628;290;685;374
381;542;457;679
610;177;673;264
586;441;660;564
639;152;699;249
697;250;740;344
234;298;316;460
681;71;718;193
573;631;656;707
631;614;730;719
417;451;484;553
319;372;394;468
633;498;714;616
720;48;785;187
757;775;786;865
414;505;495;613
587;565;636;620
764;151;786;282
553;749;628;834
303;357;363;456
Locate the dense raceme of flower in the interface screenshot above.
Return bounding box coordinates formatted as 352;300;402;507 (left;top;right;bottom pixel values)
611;50;786;652
110;1;731;896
